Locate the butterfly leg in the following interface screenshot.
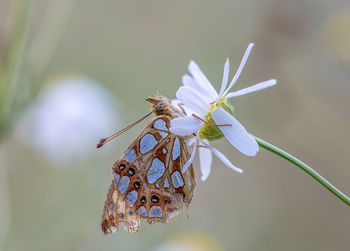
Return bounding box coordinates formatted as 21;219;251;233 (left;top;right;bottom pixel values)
177;103;187;116
191;114;231;127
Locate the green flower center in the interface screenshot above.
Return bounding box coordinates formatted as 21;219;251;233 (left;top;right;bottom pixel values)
198;97;235;141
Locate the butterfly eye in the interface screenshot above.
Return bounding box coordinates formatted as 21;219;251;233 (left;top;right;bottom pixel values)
133;181;141;190
140;196;147;203
127;167;135;176
151;195;159;203
119;164;126;170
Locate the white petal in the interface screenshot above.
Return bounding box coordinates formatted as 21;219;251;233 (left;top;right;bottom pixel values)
171;99;194;117
176;86;210;117
182;74;196;87
186;136;196;147
218;58;230;98
182;137;198;173
198;139;212;181
188;61;218;100
211;107;259;156
171;99;181;109
182;74;197;90
207;145;243;174
170;116;202;136
222;43;254;97
182;74;213;103
226;79;277;98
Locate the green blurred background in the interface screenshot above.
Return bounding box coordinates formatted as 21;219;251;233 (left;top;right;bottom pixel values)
1;0;349;250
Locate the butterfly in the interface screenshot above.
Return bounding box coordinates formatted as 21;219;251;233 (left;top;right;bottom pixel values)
98;95;196;234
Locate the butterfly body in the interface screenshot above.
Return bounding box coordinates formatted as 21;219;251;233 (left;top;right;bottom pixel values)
101;95;196;234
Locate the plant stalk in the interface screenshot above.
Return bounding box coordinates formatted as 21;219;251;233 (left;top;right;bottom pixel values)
252;135;350;207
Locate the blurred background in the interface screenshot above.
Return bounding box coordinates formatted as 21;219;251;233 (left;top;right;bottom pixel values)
0;0;349;250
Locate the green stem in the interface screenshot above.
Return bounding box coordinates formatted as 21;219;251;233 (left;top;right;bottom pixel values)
0;1;33;138
252;134;350;207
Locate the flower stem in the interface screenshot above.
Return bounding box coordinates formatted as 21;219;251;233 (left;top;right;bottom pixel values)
252;134;350;207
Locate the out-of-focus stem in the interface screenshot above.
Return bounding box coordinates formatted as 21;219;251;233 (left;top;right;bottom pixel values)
0;1;33;138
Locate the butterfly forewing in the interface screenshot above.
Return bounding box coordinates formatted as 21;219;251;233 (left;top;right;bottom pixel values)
101;114;196;234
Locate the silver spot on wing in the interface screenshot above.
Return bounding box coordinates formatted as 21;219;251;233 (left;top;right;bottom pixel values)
140;134;158;154
118;176;130;194
109;203;115;212
147;158;165;184
186;170;191;189
171;171;184;188
172;137;181;161
136;206;147;217
149;206;163;218
153;119;167;131
126;190;138;204
164;178;170;188
159;132;168;139
114;173;120;183
124;149;136;162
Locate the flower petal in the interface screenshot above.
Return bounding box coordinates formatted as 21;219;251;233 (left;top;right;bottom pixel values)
211;107;259;156
182;74;213;103
218;58;230;98
198;139;212;181
207;144;243;174
222;43;254;97
226;79;277;98
171;99;194;117
176;86;210;117
186;136;196;147
188;61;218;100
182;74;197;89
170;116;202;136
182;137;198;173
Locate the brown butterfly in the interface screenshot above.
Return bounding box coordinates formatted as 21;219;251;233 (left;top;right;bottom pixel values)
98;95;196;234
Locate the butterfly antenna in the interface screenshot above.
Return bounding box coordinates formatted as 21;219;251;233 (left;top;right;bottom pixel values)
96;109;154;148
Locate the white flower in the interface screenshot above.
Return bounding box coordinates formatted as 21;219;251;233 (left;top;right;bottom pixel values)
170;43;277;181
16;77;120;165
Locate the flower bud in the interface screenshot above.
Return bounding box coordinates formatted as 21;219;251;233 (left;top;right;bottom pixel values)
198;98;235;140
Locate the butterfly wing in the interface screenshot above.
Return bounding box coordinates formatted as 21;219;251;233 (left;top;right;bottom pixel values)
101;115;196;234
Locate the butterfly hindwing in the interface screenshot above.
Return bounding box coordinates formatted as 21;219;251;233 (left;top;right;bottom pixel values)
101;115;196;234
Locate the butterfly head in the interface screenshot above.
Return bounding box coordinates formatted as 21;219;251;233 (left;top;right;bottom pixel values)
146;95;179;117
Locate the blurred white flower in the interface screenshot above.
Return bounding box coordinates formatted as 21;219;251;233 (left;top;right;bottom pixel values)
16;77;120;164
152;231;224;251
170;43;276;180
